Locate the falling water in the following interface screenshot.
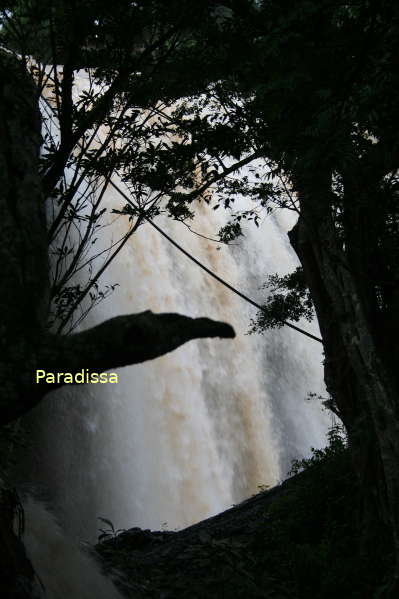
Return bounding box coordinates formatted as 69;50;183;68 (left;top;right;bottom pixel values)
22;497;122;599
15;178;329;546
9;71;330;560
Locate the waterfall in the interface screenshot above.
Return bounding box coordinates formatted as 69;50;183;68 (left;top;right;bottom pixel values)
8;74;330;586
15;176;329;545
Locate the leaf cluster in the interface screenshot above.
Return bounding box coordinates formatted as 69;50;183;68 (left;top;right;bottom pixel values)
250;267;314;333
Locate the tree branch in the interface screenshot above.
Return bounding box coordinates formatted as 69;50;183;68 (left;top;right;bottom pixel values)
41;24;182;198
44;310;235;382
182;150;262;202
1;310;234;426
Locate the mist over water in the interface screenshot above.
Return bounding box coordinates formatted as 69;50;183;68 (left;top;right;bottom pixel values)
17;176;329;544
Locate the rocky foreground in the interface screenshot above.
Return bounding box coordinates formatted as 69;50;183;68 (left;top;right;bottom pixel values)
95;446;362;599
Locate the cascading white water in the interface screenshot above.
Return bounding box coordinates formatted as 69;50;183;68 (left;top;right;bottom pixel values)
18;176;329;545
11;71;330;564
22;498;122;599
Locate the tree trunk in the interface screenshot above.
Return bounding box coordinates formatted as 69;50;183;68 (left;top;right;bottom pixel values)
0;50;50;418
289;181;399;594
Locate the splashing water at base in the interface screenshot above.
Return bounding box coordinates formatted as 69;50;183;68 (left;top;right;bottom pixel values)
22;498;122;599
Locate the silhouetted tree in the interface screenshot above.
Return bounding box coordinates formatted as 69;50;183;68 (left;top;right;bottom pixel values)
0;4;235;594
176;2;399;593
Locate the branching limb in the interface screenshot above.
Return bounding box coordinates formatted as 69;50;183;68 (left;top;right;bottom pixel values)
0;311;234;426
42;311;235;385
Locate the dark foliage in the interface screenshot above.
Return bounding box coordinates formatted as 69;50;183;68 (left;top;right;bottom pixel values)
96;426;391;598
250;267;314;332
